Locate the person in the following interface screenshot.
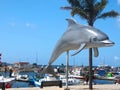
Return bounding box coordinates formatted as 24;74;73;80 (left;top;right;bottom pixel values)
86;74;89;84
84;71;89;85
115;79;120;85
9;68;13;77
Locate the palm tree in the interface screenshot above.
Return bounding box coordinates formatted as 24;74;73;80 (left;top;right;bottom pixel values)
61;0;119;89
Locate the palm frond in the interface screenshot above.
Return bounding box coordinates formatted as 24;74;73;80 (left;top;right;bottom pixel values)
94;0;107;14
93;0;108;20
67;0;80;7
97;10;120;19
71;8;89;20
61;6;73;10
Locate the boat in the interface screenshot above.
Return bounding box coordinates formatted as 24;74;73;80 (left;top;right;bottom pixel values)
59;75;80;85
0;75;15;89
73;75;85;79
106;72;120;79
12;71;29;82
30;74;60;87
15;74;29;82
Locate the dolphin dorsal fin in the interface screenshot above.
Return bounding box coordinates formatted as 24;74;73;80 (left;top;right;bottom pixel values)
66;18;77;26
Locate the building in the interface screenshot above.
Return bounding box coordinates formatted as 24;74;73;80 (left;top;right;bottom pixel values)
14;62;29;69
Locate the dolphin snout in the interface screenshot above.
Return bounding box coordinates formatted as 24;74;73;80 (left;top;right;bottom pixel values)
101;40;115;46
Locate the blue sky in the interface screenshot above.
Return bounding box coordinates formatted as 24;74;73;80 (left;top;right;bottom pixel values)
0;0;120;66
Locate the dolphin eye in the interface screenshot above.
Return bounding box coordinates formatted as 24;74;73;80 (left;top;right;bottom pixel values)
90;37;98;42
93;37;97;41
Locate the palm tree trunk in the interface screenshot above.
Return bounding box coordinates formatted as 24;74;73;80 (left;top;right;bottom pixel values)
89;48;93;89
89;21;93;89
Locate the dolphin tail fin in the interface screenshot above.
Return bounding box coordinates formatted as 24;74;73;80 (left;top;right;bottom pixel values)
41;65;57;77
71;43;86;56
93;47;99;57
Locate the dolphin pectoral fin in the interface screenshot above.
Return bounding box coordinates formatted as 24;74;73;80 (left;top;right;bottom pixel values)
71;43;86;56
93;47;99;57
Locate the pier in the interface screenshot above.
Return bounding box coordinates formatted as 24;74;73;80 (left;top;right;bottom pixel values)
5;84;120;90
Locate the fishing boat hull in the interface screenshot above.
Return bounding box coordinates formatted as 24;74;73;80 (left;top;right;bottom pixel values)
0;76;15;89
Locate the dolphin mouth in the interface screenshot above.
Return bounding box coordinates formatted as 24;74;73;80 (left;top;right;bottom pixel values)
100;40;115;46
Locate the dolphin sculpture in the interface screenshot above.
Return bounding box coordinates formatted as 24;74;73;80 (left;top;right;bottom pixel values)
48;18;114;65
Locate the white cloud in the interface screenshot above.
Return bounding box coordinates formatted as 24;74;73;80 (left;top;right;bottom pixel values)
117;16;120;27
25;22;36;29
118;17;120;21
118;0;120;5
25;23;30;27
9;22;37;29
9;22;16;27
114;56;120;60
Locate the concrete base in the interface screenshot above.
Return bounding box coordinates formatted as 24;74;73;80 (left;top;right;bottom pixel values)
64;88;70;90
83;88;99;90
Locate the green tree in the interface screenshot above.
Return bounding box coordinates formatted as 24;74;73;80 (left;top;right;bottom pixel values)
32;63;37;68
61;0;119;89
62;0;119;26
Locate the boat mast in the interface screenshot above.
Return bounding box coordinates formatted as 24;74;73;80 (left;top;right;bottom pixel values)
36;52;38;64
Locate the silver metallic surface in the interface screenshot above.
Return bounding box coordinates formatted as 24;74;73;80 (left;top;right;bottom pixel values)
48;18;114;65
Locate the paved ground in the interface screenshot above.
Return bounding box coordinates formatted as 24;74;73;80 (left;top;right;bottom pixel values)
3;84;120;90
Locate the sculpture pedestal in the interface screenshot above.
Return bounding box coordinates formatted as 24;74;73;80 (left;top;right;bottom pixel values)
64;88;70;90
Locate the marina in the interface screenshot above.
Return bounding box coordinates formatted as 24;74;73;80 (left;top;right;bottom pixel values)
0;65;120;89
